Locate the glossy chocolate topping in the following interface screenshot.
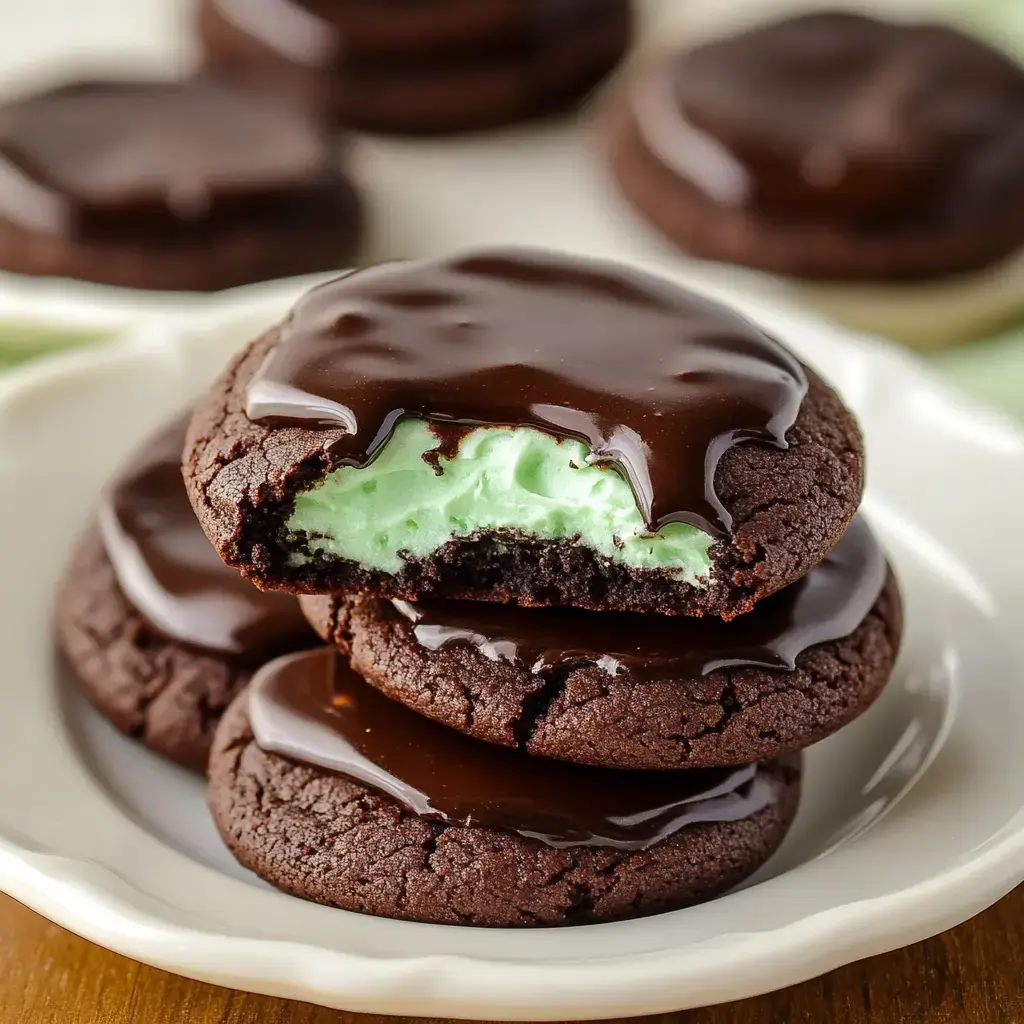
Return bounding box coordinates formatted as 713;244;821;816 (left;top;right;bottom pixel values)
98;418;313;660
389;515;886;679
249;647;788;849
245;249;807;534
0;79;336;237
210;0;621;68
636;12;1024;223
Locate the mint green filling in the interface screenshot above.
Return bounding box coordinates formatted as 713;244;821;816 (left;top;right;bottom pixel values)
286;421;714;584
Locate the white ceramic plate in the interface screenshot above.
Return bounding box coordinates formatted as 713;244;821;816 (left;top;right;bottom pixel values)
0;265;1022;1018
0;0;1021;1016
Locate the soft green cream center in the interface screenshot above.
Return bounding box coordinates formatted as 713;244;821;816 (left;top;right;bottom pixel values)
286;420;714;583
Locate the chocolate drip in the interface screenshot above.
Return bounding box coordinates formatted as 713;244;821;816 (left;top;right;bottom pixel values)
99;418;313;660
636;13;1024;225
0;79;337;238
249;648;788;850
391;516;886;679
245;249;807;535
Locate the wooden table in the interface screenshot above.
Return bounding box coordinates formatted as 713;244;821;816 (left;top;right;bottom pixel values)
2;887;1021;1023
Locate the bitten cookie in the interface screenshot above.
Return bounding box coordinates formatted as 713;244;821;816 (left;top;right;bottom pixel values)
185;248;864;617
55;419;316;771
197;0;632;134
0;78;362;291
302;517;902;770
208;648;801;926
604;12;1024;281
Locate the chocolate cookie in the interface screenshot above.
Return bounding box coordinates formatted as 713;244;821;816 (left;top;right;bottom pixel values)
209;648;801;926
184;249;864;618
604;12;1024;280
0;78;362;291
303;517;900;769
55;419;316;771
197;0;632;134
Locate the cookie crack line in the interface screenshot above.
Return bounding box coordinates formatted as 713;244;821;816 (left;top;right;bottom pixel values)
298;552;898;772
511;666;577;748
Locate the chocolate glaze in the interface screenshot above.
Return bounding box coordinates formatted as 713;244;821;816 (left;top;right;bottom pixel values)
249;647;789;849
636;12;1024;225
98;418;313;661
209;0;623;69
0;79;339;238
390;516;886;679
245;249;807;535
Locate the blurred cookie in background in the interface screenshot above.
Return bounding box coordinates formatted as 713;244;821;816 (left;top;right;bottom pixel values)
603;11;1024;348
197;0;633;134
0;78;362;291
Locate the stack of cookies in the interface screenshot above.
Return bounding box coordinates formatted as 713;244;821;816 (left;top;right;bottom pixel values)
0;2;636;292
602;11;1024;348
59;248;902;927
56;418;318;772
0;79;364;292
197;0;633;134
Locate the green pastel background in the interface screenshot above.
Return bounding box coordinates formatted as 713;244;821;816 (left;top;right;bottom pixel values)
0;321;116;372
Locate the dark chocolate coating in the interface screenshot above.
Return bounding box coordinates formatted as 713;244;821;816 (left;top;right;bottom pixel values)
303;533;902;770
246;249;807;535
56;527;256;772
250;648;786;849
380;515;885;679
211;686;801;926
197;0;632;134
184;253;864;616
606;13;1024;280
666;13;1024;222
55;418;316;771
204;0;625;63
0;78;361;290
100;418;310;661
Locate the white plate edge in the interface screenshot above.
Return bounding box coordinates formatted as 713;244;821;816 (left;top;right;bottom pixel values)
0;281;1023;1016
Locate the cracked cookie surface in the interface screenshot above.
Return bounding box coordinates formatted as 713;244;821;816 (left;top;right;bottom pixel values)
302;571;901;771
184;325;864;617
208;690;801;926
